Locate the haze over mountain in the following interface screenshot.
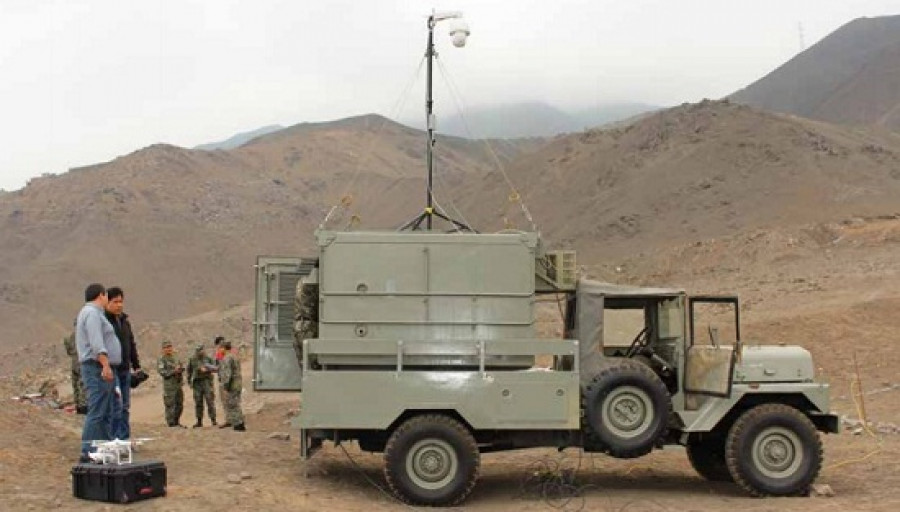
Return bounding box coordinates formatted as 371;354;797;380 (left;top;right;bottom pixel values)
194;124;285;151
401;101;659;138
730;15;900;131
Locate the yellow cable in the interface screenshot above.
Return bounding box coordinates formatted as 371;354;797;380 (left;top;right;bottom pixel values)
823;379;883;471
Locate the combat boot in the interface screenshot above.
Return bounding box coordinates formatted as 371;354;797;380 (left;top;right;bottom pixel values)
233;423;246;432
193;420;202;428
219;423;233;429
211;419;218;426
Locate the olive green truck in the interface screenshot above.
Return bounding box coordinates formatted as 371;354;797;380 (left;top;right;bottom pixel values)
253;230;838;506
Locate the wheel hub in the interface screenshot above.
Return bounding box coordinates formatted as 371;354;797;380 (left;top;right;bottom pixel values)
601;385;653;438
419;450;444;474
406;439;458;490
752;426;803;479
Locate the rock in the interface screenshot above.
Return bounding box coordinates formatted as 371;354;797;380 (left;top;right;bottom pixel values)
240;471;252;480
284;408;300;418
811;483;835;497
54;498;63;508
227;474;242;484
841;417;862;428
268;432;290;441
851;426;864;436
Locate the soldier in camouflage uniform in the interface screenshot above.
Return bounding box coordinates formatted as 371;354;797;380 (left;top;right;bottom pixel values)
186;344;217;428
63;331;87;414
156;340;186;428
217;340;245;431
293;264;319;370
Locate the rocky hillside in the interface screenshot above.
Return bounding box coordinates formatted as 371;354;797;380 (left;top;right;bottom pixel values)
0;115;541;357
461;100;900;259
730;15;900;131
4;101;900;364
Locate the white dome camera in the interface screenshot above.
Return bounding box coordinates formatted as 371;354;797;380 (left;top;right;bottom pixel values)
449;21;470;48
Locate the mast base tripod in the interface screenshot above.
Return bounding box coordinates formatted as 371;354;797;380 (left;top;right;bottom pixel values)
398;206;476;233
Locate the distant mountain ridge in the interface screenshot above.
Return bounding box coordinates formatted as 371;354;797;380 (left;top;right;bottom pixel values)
194;124;285;150
400;101;659;138
730;15;900;131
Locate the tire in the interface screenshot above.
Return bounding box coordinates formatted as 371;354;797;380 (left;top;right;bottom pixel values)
582;359;672;458
686;434;733;482
384;415;480;506
725;404;822;496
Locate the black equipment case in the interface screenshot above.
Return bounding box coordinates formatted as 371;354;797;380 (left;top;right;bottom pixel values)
71;460;167;503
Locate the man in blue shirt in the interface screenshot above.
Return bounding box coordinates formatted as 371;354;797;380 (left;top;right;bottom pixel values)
76;283;122;460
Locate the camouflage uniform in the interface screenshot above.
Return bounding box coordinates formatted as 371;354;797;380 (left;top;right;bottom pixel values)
186;346;217;426
63;332;87;410
156;341;184;426
293;268;319;370
218;350;245;428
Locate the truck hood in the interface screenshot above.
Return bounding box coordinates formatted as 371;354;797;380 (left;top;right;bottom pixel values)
734;345;815;383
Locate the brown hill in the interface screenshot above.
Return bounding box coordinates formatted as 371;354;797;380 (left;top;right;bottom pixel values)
462;100;900;258
0;115;540;359
4;101;900;367
730;15;900;131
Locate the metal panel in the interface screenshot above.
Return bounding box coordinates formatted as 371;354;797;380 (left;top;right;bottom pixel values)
297;338;580;430
678;382;832;432
298;370;580;430
253;255;315;391
316;231;538;367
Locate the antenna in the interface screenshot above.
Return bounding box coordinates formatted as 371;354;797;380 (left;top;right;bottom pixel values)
399;11;475;233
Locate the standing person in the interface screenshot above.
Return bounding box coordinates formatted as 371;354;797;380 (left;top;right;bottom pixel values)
156;340;186;428
218;340;245;431
186;344;217;428
214;336;227;412
63;329;87;414
292;262;319;370
105;287;142;440
76;283;122;461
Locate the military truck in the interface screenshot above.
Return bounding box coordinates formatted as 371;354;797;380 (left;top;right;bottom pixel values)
253;229;838;506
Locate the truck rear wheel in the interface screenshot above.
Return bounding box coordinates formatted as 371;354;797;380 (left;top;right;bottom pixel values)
686;434;733;482
725;404;822;496
384;414;480;506
582;359;671;458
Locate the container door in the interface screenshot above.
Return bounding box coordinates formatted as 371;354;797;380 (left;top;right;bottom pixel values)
253;256;314;391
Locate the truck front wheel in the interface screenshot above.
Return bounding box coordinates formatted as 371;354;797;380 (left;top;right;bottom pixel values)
725;404;822;496
384;414;480;506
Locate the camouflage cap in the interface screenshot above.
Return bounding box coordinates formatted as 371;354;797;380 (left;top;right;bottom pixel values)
161;340;173;348
195;343;205;353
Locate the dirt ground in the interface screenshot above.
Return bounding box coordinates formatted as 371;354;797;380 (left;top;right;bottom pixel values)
1;350;899;512
3;218;900;511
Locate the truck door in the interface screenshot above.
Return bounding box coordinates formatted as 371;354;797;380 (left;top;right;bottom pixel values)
253;256;315;391
684;296;738;397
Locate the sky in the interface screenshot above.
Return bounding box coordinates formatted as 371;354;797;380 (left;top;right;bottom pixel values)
1;0;897;191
